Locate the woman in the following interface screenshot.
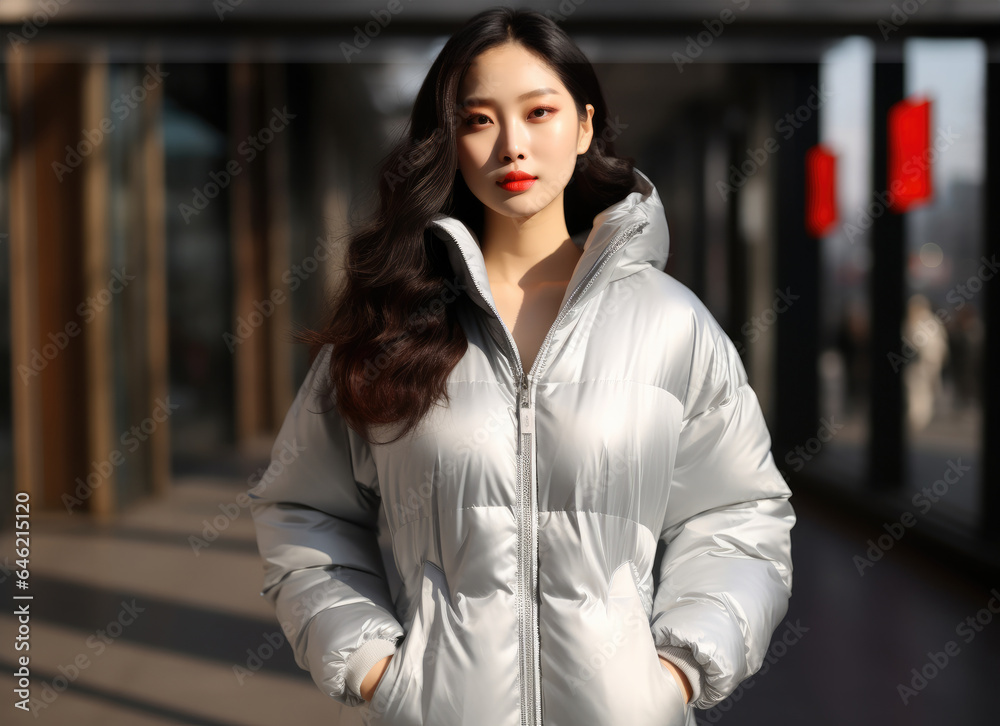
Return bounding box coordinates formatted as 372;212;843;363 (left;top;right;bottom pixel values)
249;8;795;726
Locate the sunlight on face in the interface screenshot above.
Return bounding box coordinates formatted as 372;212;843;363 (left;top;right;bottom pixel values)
455;42;594;223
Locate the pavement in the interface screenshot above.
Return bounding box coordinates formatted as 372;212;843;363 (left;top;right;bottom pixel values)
1;446;998;725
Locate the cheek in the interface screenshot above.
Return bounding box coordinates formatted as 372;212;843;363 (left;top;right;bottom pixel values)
456;138;491;178
536;124;580;159
455;140;472;168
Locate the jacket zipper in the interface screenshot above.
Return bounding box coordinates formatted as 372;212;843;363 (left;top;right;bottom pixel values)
442;219;649;726
516;219;647;726
517;373;537;726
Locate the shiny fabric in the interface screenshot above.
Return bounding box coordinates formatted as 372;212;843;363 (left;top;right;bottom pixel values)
249;168;796;726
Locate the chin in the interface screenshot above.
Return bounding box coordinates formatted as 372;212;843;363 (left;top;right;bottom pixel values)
491;200;550;220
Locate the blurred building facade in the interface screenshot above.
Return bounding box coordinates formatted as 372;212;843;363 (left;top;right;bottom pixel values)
0;0;998;577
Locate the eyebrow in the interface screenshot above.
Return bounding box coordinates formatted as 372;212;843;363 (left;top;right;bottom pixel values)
459;87;559;109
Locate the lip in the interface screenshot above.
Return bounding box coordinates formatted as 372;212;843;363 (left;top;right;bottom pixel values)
497;170;537;192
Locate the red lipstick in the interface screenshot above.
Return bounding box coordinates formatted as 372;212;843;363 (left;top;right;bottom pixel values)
497;170;537;192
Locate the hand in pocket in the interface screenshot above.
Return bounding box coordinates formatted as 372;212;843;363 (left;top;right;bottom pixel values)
657;655;692;705
361;654;394;702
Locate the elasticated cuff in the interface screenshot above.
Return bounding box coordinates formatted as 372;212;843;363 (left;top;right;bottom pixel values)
656;644;705;705
344;638;399;699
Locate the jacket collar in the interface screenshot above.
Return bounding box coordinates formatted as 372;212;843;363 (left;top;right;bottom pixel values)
428;168;669;320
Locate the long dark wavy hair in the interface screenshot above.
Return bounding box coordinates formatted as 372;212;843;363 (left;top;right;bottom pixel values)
294;6;637;445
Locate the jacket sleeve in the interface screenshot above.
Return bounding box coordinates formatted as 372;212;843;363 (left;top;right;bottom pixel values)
650;300;796;710
248;343;404;707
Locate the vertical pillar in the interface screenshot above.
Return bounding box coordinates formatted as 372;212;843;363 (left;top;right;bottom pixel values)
725;101;748;353
231;61;260;446
22;50;89;511
81;51;116;519
690;105;707;303
6;46;43;504
230;61;275;448
142;56;171;496
264;62;294;428
981;56;999;540
868;52;906;492
773;63;821;453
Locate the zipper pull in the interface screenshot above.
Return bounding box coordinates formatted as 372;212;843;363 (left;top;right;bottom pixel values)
519;377;534;435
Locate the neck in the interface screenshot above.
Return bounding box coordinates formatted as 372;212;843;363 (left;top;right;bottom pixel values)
480;193;582;288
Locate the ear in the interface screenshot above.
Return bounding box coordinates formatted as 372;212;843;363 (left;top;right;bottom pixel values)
577;103;595;155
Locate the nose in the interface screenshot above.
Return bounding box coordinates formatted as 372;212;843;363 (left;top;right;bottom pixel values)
497;119;526;163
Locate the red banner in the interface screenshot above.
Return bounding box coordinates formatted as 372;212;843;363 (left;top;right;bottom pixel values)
805;144;838;238
888;96;933;212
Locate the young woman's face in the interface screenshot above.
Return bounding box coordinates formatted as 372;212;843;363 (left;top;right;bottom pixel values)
455;42;594;223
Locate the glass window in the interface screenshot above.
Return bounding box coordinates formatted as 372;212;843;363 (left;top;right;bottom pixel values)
812;36;875;492
162;66;234;464
901;38;985;529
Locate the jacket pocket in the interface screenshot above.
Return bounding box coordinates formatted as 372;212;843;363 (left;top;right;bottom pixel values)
367;559;450;726
606;560;689;726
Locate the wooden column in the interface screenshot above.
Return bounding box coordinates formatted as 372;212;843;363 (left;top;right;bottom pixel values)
141;56;171;497
229;61;296;449
13;49;90;511
229;61;272;448
6;46;43;504
81;51;116;519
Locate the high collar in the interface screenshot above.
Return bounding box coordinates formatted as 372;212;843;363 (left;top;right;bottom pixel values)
428;168;670;321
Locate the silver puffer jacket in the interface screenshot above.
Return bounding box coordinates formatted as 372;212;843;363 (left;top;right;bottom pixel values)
249;168;795;726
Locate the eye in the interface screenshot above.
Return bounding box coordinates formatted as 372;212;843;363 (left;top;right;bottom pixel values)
464;113;491;128
462;107;557;128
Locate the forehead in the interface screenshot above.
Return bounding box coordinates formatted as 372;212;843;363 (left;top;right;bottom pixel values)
457;43;565;99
